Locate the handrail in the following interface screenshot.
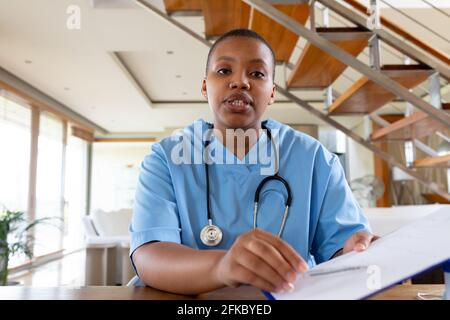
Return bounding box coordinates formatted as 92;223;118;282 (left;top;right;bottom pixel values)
422;0;450;20
379;0;450;44
248;0;450;127
324;9;431;97
343;0;450;66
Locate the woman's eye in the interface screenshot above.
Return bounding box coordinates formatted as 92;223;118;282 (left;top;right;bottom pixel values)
251;71;265;78
217;69;230;75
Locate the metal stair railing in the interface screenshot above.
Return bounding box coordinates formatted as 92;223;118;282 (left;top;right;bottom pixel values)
246;0;449;126
341;0;450;69
324;8;447;99
422;0;450;20
328;1;450;158
133;0;450;201
379;0;450;45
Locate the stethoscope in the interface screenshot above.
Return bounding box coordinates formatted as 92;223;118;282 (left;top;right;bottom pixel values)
200;122;292;247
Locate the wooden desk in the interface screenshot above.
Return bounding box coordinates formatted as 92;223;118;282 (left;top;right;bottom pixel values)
0;284;444;300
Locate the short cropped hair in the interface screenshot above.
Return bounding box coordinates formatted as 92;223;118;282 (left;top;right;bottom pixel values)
205;28;276;80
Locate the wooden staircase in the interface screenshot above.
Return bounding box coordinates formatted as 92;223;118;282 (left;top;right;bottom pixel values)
164;0;310;60
203;0;251;39
413;154;450;168
163;0;202;15
157;0;450;202
422;193;450;204
249;3;310;63
328;65;432;115
371;105;450;141
287;27;371;89
372;103;450;169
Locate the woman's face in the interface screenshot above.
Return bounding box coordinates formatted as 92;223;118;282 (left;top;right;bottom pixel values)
202;37;276;131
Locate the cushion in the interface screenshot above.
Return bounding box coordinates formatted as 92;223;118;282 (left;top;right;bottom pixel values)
364;204;448;236
91;208;133;237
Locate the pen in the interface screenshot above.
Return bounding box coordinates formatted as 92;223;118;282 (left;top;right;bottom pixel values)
306;266;367;277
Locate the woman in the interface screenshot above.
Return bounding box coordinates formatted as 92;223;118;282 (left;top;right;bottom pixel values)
129;29;376;295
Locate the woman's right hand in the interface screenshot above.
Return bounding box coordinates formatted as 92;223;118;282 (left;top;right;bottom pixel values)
213;228;309;293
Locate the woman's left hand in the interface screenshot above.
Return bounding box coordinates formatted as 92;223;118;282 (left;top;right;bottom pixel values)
343;231;380;254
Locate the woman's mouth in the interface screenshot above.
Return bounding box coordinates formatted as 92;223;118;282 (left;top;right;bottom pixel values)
223;93;253;113
223;99;252;113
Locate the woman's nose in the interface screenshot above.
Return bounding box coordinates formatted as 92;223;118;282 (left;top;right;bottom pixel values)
229;77;250;90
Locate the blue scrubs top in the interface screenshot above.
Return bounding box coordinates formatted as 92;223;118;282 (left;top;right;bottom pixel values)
129;118;371;272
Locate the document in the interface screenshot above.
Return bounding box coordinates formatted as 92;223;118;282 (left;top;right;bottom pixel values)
267;206;450;300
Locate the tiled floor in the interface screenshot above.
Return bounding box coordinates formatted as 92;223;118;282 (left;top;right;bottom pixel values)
8;250;86;286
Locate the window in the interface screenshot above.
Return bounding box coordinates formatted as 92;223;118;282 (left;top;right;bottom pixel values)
0;94;31;212
63;133;88;250
0;95;31;268
1;90;92;270
34;112;64;257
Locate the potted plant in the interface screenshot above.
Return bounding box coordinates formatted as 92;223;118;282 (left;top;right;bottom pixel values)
0;208;59;286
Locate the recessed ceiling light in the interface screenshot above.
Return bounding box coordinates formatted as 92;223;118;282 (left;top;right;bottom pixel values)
182;92;187;95
175;75;181;78
64;87;70;91
166;50;174;55
24;59;32;64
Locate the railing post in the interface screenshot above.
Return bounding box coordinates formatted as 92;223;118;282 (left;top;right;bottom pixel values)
429;72;442;109
322;6;329;27
324;86;333;110
363;115;372;141
322;3;334;111
310;0;316;31
403;56;416;167
404;141;415;167
368;0;381;70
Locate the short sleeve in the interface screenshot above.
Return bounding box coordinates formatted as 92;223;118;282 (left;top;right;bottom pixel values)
311;156;371;264
129;142;181;258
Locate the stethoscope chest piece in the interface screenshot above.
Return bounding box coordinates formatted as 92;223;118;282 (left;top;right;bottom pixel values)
200;219;223;246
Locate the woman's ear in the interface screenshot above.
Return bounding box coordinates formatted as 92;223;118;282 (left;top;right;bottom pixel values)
201;78;208;100
268;84;276;105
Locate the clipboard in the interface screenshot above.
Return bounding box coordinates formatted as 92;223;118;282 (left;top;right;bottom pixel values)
266;206;450;300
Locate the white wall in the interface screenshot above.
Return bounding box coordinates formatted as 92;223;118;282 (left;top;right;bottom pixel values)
346;121;375;182
91;142;151;212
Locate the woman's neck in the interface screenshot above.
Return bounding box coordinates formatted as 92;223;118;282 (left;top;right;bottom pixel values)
212;121;262;160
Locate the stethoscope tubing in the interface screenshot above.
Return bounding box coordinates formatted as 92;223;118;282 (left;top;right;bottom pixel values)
202;122;292;245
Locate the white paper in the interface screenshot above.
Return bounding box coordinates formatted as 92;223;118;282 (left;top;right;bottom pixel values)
271;207;450;300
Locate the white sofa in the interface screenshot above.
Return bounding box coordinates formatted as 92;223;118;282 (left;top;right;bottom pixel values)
82;208;134;286
364;204;449;236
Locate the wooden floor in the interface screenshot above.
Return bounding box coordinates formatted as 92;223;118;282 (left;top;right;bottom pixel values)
8;250;86;286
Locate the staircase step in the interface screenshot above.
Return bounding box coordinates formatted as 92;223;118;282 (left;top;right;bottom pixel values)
203;0;251;39
249;4;309;63
413;154;450;168
286;27;370;89
371;109;450;141
163;0;203;15
328;64;432;115
422;193;450;204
